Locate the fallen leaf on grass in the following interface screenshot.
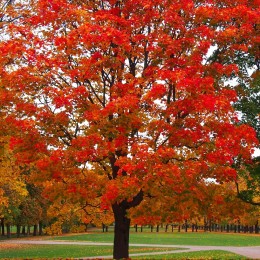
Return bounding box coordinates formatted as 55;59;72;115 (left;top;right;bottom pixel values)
0;243;30;250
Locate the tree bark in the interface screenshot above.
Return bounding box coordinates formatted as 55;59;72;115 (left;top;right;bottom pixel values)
39;221;43;235
255;220;259;234
27;225;30;236
112;203;131;259
33;224;38;236
17;225;21;238
22;226;26;235
185;220;188;232
165;224;168;232
226;224;229;233
84;223;88;232
112;189;143;259
156;224;159;232
1;218;5;236
6;224;11;238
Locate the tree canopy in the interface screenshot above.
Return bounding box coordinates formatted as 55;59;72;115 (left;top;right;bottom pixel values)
0;0;259;258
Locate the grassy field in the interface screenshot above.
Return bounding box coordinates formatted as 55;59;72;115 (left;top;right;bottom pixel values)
134;250;246;259
0;243;246;259
1;230;259;259
52;229;260;246
0;244;182;259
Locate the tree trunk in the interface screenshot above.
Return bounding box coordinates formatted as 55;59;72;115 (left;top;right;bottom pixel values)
156;224;159;232
245;225;248;233
22;226;26;235
33;224;38;236
17;225;21;238
255;220;259;234
84;223;88;232
204;218;207;232
185;220;188;232
111;189;143;259
165;224;168;232
6;224;11;238
27;225;30;236
39;221;43;235
250;226;253;233
1;218;5;236
226;224;229;233
112;203;131;260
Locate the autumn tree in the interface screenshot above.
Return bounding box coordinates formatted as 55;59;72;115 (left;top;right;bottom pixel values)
233;61;260;205
0;1;33;236
0;136;28;236
130;180;258;233
39;174;113;235
0;0;259;258
207;5;260;205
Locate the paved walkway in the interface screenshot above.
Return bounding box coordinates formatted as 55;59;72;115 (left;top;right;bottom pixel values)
4;240;260;259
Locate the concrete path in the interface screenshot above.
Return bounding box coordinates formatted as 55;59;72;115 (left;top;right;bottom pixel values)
3;240;260;259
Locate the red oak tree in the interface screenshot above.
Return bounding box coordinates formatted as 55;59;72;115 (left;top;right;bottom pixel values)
0;0;259;258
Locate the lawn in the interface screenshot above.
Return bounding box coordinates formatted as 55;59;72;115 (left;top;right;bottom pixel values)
1;230;259;259
134;250;246;259
0;244;181;259
51;229;260;246
0;244;112;258
0;244;245;259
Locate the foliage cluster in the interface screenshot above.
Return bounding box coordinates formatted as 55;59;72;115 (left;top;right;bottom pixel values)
0;0;259;258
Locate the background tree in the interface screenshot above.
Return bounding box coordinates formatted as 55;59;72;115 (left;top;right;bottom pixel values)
0;0;259;258
205;3;260;205
0;136;28;236
233;49;260;206
234;60;260;205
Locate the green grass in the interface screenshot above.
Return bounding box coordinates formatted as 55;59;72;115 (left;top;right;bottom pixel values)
52;230;260;246
0;244;180;258
1;230;259;259
135;250;246;259
0;244;246;259
0;244;111;258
